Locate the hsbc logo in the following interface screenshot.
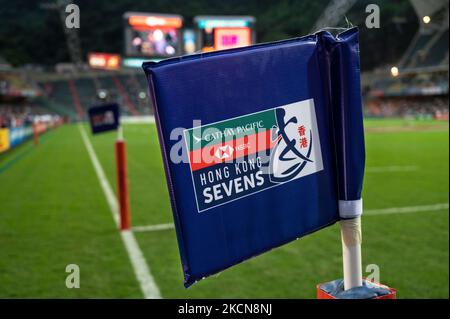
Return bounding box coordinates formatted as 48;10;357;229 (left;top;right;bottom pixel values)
214;145;234;160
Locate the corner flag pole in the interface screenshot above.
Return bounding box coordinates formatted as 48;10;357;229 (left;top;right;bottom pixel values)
340;216;363;290
33;122;39;146
115;126;131;230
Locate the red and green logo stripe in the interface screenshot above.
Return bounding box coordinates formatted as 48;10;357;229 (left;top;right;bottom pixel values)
184;109;278;171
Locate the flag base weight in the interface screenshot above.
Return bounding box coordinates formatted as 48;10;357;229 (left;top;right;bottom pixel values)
316;279;396;299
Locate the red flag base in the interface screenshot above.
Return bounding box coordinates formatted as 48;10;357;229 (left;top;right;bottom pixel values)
316;279;397;299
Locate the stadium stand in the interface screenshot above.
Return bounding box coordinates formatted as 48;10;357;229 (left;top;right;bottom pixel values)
1;104;37;128
45;80;79;120
2;0;447;123
116;74;152;115
2;67;154;124
74;77;98;112
0;70;60;128
33;71;153;122
366;95;449;119
111;75;139;116
366;0;449;119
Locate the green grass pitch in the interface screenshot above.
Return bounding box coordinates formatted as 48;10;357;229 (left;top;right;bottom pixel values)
0;119;448;298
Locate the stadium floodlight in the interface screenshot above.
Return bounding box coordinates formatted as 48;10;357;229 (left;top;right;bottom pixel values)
98;90;107;99
422;15;431;24
391;66;400;77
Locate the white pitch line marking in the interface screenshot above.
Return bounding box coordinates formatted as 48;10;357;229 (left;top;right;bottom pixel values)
133;203;449;233
366;165;418;173
365;203;449;216
121;115;155;124
78;124;161;299
133;223;175;232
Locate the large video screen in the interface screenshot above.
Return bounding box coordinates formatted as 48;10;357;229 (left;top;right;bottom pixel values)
88;53;121;70
214;28;251;51
124;14;182;58
194;16;255;52
129;28;179;57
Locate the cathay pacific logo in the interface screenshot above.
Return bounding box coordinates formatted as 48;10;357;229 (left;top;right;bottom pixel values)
193;134;202;144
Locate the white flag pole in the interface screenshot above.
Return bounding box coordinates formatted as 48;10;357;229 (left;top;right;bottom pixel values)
340;216;363;290
117;125;124;141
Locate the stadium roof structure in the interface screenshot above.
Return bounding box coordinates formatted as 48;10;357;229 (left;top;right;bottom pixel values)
0;72;42;101
368;0;448;99
410;0;449;22
311;0;357;33
398;0;449;72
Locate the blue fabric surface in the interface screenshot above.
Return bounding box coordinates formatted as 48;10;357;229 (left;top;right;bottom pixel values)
87;103;120;134
143;28;365;287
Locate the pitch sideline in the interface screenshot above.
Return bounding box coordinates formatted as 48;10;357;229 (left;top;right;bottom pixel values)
78;124;161;299
364;203;449;215
134;202;449;233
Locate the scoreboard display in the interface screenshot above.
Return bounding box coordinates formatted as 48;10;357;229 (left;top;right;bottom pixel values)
214;28;251;51
194;16;256;52
88;53;121;70
123;12;183;58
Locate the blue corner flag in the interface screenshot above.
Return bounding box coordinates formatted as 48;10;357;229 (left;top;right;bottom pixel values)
143;28;365;287
87;103;120;134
